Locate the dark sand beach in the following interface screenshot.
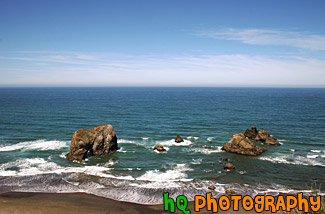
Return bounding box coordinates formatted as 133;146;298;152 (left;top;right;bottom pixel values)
0;192;273;214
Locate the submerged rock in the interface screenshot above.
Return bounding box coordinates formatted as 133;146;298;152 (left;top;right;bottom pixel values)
221;133;267;156
225;189;236;195
245;127;280;145
153;145;166;152
224;162;235;170
66;124;118;161
208;186;216;190
175;136;184;143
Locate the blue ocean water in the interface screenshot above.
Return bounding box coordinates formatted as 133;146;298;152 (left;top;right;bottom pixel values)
0;87;324;204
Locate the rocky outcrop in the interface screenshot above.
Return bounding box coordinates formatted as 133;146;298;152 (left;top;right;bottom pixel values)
244;127;280;145
153;145;166;152
244;126;258;139
66;124;118;161
222;133;267;156
175;136;184;143
264;136;281;145
224;162;235;170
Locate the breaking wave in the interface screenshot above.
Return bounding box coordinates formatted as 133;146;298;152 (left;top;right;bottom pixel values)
0;140;69;152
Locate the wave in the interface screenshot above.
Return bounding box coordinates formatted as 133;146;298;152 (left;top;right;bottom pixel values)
117;139;137;144
0;157;194;182
191;158;202;165
191;146;223;155
136;164;193;182
117;138;193;149
0;157;135;180
1;158;323;205
186;136;199;140
310;150;322;153
159;139;192;146
0;140;69;152
207;137;215;142
259;154;324;167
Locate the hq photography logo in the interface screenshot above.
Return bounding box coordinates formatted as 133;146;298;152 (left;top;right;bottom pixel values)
163;193;322;213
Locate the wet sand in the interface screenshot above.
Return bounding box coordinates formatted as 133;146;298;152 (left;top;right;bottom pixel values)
0;192;272;214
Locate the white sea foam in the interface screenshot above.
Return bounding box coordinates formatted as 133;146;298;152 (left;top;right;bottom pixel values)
142;137;149;140
207;137;215;142
136;164;193;181
129;181;182;188
307;154;319;159
153;146;169;153
118;139;137;144
191;158;202;165
0;158;62;176
64;166;134;180
59;152;66;159
186;136;199;140
159;139;192;146
192;147;223;155
259;154;324;167
102;159;117;167
117;147;128;153
0;157;136;180
0;140;69;152
311;150;322;153
290;149;296;152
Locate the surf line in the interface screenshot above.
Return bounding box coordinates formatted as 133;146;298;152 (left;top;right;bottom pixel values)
163;192;322;213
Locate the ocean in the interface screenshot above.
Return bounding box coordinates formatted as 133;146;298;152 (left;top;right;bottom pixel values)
0;87;324;204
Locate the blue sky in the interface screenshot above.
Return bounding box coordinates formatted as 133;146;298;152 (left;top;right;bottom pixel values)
1;0;325;87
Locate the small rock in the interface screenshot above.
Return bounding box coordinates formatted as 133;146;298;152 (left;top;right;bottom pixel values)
222;158;228;161
224;162;235;170
225;189;236;195
153;145;166;152
175;136;184;143
208;186;216;190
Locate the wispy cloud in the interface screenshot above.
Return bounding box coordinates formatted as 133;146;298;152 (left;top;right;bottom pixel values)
195;28;325;51
1;51;324;86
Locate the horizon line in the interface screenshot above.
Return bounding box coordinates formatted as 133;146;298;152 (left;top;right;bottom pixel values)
0;85;325;89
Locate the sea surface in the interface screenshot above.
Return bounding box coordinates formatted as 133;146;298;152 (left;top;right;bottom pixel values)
0;87;324;204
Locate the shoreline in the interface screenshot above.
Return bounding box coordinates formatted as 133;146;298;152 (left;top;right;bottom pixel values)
0;191;273;214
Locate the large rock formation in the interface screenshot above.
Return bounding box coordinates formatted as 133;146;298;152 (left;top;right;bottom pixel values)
221;133;267;156
66;124;118;161
244;127;280;145
175;136;184;143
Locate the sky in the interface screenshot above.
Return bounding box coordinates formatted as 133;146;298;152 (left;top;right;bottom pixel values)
0;0;325;87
